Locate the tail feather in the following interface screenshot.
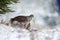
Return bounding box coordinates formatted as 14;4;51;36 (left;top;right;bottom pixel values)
10;18;14;23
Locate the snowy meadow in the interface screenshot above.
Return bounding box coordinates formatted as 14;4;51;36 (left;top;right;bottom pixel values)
0;0;60;40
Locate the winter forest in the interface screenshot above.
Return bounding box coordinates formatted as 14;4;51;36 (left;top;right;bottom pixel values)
0;0;60;40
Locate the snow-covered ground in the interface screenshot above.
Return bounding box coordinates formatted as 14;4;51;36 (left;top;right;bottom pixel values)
0;24;30;40
0;0;60;40
0;24;60;40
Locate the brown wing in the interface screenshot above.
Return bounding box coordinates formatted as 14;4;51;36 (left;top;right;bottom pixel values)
14;16;28;22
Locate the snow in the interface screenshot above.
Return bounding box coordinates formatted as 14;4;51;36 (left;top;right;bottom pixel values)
0;0;60;40
0;24;30;40
0;24;60;40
